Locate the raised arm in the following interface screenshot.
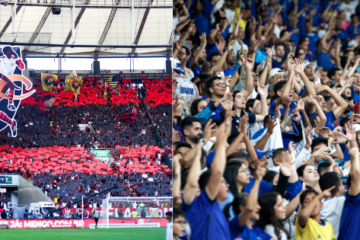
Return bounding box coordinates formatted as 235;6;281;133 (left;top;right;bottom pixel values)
240;58;255;99
183;145;202;205
344;124;360;196
307;95;327;135
179;4;190;23
226;114;247;156
238;165;265;227
314;84;348;119
207;24;220;45
254;115;277;150
214;40;236;70
293;58;316;98
253;83;268;118
190;33;207;70
173;154;182;205
205;117;231;200
297;186;334;227
347;58;360;79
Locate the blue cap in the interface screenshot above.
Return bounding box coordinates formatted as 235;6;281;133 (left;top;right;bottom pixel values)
173;62;184;74
255;149;268;159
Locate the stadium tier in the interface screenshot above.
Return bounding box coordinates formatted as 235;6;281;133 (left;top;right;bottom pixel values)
0;76;172;221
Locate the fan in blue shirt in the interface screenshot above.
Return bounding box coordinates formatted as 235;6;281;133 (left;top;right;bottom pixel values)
338;144;360;240
306;85;349;131
228;167;276;240
181;129;232;240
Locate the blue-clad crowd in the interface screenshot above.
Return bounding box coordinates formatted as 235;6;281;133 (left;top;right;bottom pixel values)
172;0;360;240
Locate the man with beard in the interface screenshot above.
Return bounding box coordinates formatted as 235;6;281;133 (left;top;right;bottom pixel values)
206;76;231;121
180;117;202;146
272;44;285;69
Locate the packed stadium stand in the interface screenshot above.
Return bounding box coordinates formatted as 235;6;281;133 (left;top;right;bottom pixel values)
0;75;172;218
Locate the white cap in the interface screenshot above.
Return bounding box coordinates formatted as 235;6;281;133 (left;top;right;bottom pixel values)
269;68;284;79
302;61;313;70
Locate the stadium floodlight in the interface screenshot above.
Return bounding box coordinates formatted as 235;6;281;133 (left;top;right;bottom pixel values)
98;197;172;229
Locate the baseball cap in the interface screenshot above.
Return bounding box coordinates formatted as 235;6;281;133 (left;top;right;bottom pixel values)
302;61;313;70
269;68;284;79
172;59;184;74
255;149;268;159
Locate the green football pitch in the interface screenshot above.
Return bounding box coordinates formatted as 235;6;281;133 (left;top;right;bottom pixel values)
0;228;166;240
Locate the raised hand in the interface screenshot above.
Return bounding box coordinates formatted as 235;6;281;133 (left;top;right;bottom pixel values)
257;84;269;97
203;119;217;142
297;98;305;110
320;186;335;199
236;113;248;134
314;84;328;93
222;99;233;112
305;126;312;146
274;104;282;118
319;127;331;138
280;155;296;176
267;115;278;135
187;22;195;34
291;28;299;34
227;40;237;52
216;122;227;145
288;141;296;157
200;33;207;46
312;147;331;158
314;67;322;79
248;40;259;55
266;46;274;58
254;165;266;180
330;130;347;144
342;122;356;142
306;95;317;105
293;58;304;74
245;58;255;70
216;37;226;52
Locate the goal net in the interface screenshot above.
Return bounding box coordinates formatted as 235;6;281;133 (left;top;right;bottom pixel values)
93;197;172;229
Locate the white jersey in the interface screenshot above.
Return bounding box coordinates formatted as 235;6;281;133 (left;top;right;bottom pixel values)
166;221;173;240
0;56;19;76
321;196;345;239
174;77;197;114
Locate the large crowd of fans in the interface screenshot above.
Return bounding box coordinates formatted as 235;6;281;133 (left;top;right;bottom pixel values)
173;0;360;240
0;76;172;219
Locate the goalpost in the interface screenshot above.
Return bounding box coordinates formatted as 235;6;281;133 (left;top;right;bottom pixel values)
94;196;172;229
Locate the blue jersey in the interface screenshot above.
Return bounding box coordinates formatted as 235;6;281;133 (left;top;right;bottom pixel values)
182;189;231;240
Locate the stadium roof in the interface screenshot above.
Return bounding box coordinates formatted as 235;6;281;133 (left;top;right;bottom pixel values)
0;0;172;57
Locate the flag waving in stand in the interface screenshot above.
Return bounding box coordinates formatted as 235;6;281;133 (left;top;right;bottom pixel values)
103;81;108;102
120;106;137;123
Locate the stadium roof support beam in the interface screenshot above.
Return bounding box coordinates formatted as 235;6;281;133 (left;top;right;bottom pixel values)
23;0;57;52
0;6;22;40
0;2;172;9
60;0;90;55
131;0;154;55
95;0;121;52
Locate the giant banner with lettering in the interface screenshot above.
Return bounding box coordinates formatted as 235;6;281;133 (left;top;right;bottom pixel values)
0;218;167;229
0;46;36;137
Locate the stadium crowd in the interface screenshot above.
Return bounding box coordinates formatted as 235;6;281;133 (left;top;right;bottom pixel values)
0;76;172;218
173;0;360;240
